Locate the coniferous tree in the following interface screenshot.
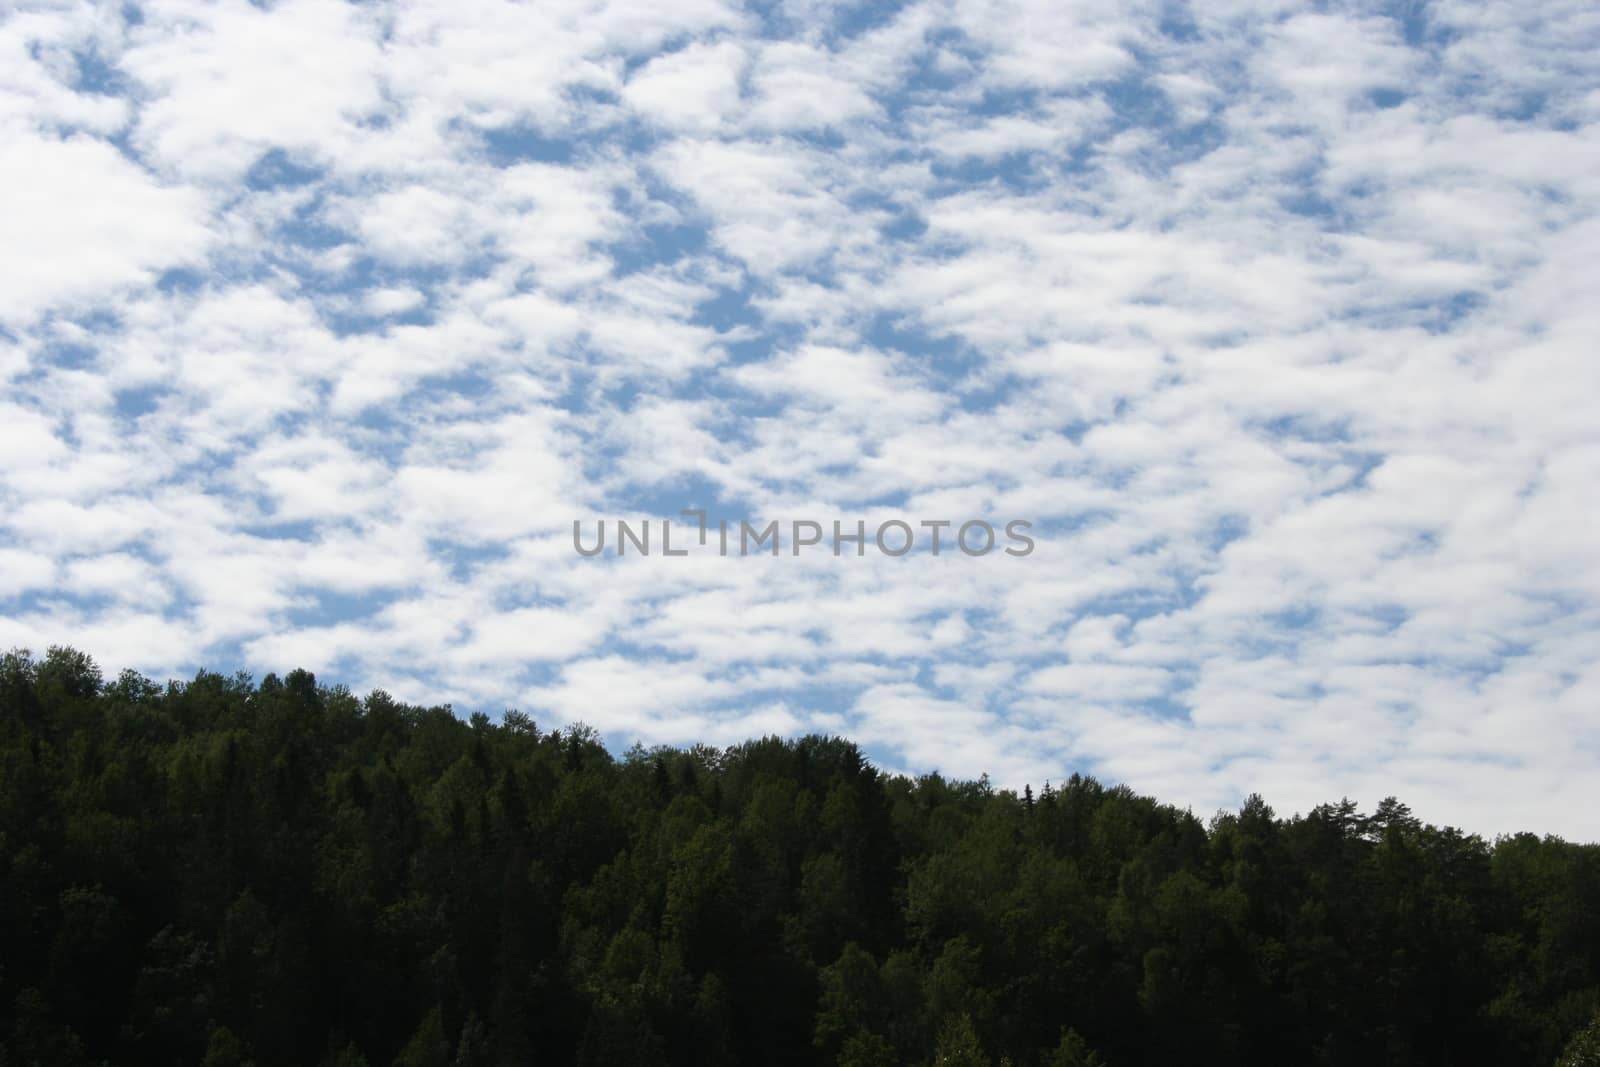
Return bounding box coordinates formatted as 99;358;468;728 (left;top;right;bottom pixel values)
1;647;1597;1067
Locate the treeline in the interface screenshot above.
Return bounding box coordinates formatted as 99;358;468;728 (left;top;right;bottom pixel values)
2;646;1598;1066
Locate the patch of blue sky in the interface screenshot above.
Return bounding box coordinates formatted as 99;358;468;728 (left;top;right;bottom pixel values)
620;470;745;522
833;488;915;511
887;54;976;117
1263;155;1349;228
706;673;884;718
55;48;144;159
331;252;456;294
862;313;1022;412
927;150;1061;197
607;216;711;277
1125;693;1194;721
245;148;324;192
155;268;207;295
1268;602;1323;631
1315;451;1387;494
1368;87;1409;110
0;590;77;621
366;375;499;438
706;323;790;371
479;575;570;615
271;197;351;254
347;402;413;446
921;638;1191;727
1282;185;1345;226
1356;602;1409;631
1205;514;1252;553
341;395;499;469
1192;325;1257;349
413;368;499;405
652;373;786;437
1160;556;1228;614
1389;530;1440;559
778;125;853;153
1155;0;1200;42
236;517;320;542
817;0;920;43
1371;0;1457;50
879;208;929;243
1101;70;1222;161
1520;591;1593;626
948;378;1029;416
31;337;97;373
549;365;609;418
689;279;765;336
282;586;412;629
1047;588;1188;633
474;123;577;167
1376;647;1515;684
28;309;122;368
314;266;467;337
1415;290;1487;334
618;34;697;78
1258;413;1356;444
69;47;128;96
1070;461;1139;491
113;384;172;420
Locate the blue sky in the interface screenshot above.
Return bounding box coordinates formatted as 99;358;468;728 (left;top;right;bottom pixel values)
2;0;1598;836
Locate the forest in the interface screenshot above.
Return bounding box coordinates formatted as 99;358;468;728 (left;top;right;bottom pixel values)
2;645;1598;1066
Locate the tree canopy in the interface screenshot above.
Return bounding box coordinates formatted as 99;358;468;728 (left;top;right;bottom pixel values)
2;646;1597;1065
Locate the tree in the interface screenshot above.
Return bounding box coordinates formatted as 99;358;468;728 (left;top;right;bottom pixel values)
935;1013;989;1066
1;648;1596;1067
394;1009;451;1067
201;1026;256;1067
1558;1008;1600;1067
1045;1028;1107;1067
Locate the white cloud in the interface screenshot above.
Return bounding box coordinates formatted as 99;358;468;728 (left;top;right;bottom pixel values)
623;40;747;132
123;0;387;181
0;134;209;323
364;286;427;316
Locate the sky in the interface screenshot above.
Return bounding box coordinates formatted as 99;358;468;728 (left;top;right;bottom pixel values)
2;0;1598;838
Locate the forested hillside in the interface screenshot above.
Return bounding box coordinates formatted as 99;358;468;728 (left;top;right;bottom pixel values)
2;646;1598;1066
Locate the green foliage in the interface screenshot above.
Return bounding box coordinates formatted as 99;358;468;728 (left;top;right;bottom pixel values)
201;1026;255;1067
0;647;1597;1066
394;1009;451;1067
1044;1029;1106;1067
935;1013;989;1066
1558;1008;1600;1067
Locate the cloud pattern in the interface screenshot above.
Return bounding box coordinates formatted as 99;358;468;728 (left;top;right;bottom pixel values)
3;0;1598;835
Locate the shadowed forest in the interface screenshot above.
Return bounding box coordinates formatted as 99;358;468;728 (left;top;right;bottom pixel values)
2;647;1598;1066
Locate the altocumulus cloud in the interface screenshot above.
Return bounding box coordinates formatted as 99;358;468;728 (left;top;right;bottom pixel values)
2;0;1598;837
